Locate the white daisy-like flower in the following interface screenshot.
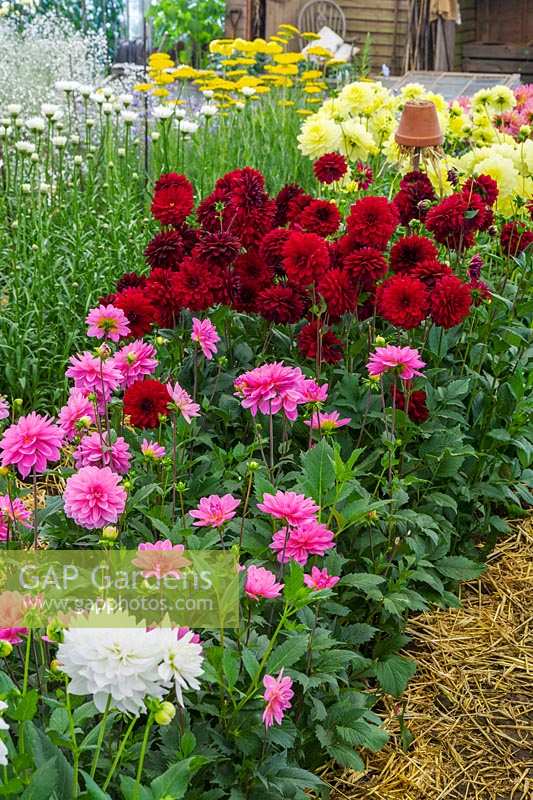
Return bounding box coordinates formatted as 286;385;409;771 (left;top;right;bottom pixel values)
78;85;94;98
52;135;67;148
151;131;160;141
199;103;218;118
150;628;204;707
121;110;138;124
41;103;61;119
240;86;256;97
6;104;22;116
55;80;79;93
0;700;9;767
174;107;186;120
90;92;106;105
15;140;35;155
153;105;174;120
180;120;199;135
202;90;214;99
26;116;45;132
119;93;133;107
102;103;113;115
57;627;168;715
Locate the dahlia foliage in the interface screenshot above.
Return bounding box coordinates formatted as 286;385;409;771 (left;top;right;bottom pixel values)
0;161;530;799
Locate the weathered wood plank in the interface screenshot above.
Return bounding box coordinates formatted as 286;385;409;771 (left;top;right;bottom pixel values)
463;58;533;73
464;43;533;59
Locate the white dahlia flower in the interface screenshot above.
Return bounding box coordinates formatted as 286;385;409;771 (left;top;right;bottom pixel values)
150;628;204;707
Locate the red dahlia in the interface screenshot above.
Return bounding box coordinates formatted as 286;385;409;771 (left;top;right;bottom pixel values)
390;235;439;273
287;192;313;223
227;167;268;212
297;199;341;237
123;379;169;428
233;250;273;289
259;228;292;271
170;258;222;311
150;174;194;227
313;152;348;184
500;221;533;255
393;170;436;225
194;230;241;268
411;259;452;289
282;231;330;286
146;268;183;328
462;174;498;206
196;187;229;232
273;184;306;227
114;287;158;337
392;387;429;423
98;293;116;305
116;272;146;292
297;319;344;364
377;274;429;330
154;172;190;191
425;192;485;250
318;268;357;320
430;275;472;328
256;284;308;324
144;230;185;270
343;247;388;291
346;196;399;250
468;278;492;306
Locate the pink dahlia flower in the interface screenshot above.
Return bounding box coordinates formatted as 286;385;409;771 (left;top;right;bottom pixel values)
270;520;335;565
234;362;306;421
0;396;9;421
66;352;122;406
189;494;240;528
367;345;425;381
263;670;294;728
304;410;351;431
73;431;131;475
191;317;220;360
297;379;329;404
134;540;190;579
304;566;340;591
257;490;319;527
63;466;127;529
86;303;130;342
112;340;158;388
166;382;201;423
245;565;284;600
58;388;96;440
0;412;63;478
141;438;166;460
0;495;32;540
0;627;27;645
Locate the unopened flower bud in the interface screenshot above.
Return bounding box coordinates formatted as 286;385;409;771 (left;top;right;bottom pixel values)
375;336;386;346
154;701;176;726
49;659;63;675
13;398;22;407
101;525;119;541
176;481;187;493
46;621;64;643
247;460;260;472
155;336;167;346
0;466;9;476
158;413;167;424
368;510;378;521
122;481;132;491
95;344;112;360
0;641;13;657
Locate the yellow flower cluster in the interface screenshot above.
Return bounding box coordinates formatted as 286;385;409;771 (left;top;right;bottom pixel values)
134;23;344;113
455;140;533;215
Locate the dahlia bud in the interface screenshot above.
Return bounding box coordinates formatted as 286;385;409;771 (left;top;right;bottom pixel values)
75;415;92;432
176;481;187;493
0;641;13;658
11;220;18;229
95;344;112;360
30;153;39;163
247;461;260;472
101;525;119;541
155;336;167;346
122;481;132;491
154;701;176;726
158;413;167;424
368;510;378;521
13;398;22;407
46;621;65;643
0;466;9;476
49;659;63;675
31;244;38;252
375;336;386;346
468;254;484;280
417;199;433;212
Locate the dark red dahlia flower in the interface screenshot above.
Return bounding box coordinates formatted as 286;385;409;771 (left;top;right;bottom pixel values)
146;268;183;328
233;250;273;289
392;387;429;423
353;160;374;190
393;170;436;225
98;293;116;305
318;268;357;320
377;274;429;330
227;167;268;212
230;199;276;248
151;175;194;226
287;192;313;224
231;282;260;313
116;273;147;292
297;199;341;237
500;221;533;256
346;196;399;250
273;184;306;227
114;287;158;337
462;174;498;206
411;259;452;289
313;152;348;184
123;379;169;428
282;231;330;286
343;247;388;292
430;275;472;328
335;231;365;258
144;230;185;270
390;235;439;274
170;258;222;312
196;187;229;232
468;278;492;306
259;228;292;271
256;284;308;324
194;230;241;269
425;192;485;250
154;172;190;192
297;319;344;364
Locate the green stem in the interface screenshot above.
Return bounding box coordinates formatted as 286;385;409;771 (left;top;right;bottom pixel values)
66;688;79;798
90;695;112;778
102;715;137;791
22;628;32;696
135;712;154;797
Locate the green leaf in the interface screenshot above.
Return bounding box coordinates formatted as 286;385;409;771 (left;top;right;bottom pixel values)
342;572;385;600
222;649;240;690
326;744;365;771
300;438;336;507
241;648;260;681
336;719;389;752
436;556;486;581
266;634;309;674
375;655;416;697
0;778;25;796
81;771;113;800
151;757;207;800
20;758;59;800
120;775;153;800
23;722;74;799
340;623;378;645
11;690;38;722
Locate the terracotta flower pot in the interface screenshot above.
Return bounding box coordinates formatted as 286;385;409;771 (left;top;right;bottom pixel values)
395;100;443;148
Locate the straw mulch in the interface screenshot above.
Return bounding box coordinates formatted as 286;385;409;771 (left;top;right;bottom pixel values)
322;518;533;800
